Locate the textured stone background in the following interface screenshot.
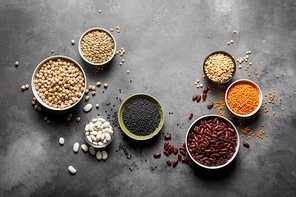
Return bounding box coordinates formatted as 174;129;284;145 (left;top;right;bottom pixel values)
0;0;295;196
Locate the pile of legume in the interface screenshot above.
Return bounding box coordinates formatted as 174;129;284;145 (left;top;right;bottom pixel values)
204;52;235;83
122;97;161;136
226;82;260;115
80;30;115;64
187;116;237;167
34;58;85;109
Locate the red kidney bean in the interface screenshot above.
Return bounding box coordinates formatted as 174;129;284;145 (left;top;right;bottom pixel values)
178;154;182;161
164;134;171;140
196;95;201;102
192;95;197;101
187;116;237;167
202;93;207;101
207;101;214;109
180;149;186;156
164;142;169;149
173;160;178;167
189;113;193;120
166;160;171;166
243;141;250;148
182;157;189;164
163;150;170;157
153;153;161;158
203;87;209;94
173;148;178;155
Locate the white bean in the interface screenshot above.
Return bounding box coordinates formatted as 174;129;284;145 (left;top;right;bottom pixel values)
84;124;89;132
94;121;102;127
73;142;79;153
98;142;103;146
88;122;94;131
68;166;76;175
92;118;97;123
83;103;92;112
102;122;110;128
59;137;65;145
96;131;102;140
97;117;106;123
89;147;95;155
105;133;111;141
85;132;90;136
81;144;88;152
102;150;108;160
90;135;96;142
86;135;92;143
96;151;102;160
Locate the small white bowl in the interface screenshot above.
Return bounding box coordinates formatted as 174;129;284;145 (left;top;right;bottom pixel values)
31;55;86;111
78;27;116;66
225;79;263;118
185;114;240;170
84;116;114;149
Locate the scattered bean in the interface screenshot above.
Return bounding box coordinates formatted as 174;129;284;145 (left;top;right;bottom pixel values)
164;134;171;140
243;141;250;148
83;103;92;112
96;151;103;160
173;160;178;167
189;113;193;120
68;166;76;175
166;160;172;166
81;144;88;152
89;147;95;155
153;153;161;158
207;101;214;109
102;150;108;160
59;137;65;145
73;142;79;153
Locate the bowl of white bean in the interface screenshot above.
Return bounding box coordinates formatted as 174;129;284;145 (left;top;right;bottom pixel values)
84;116;114;149
31;55;87;111
78;27;116;66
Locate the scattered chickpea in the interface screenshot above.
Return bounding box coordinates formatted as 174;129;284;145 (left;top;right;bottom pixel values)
233;30;237;34
96;81;101;87
98;9;101;13
31;100;36;105
230;40;234;44
119;62;123;66
91;91;96;96
71;40;75;45
199;83;203;88
276;75;279;78
249;62;252;66
282;108;284;111
34;105;39;110
104;83;108;88
68;113;73;118
95;103;100;108
51;49;54;53
67;117;71;121
110;28;113;32
21;85;26;91
44;116;48;121
76;117;81;122
37;107;42;111
85;89;89;94
122;59;125;63
15;61;19;67
46;119;51;124
127;70;130;74
88;85;93;90
91;86;96;91
227;41;231;45
25;84;30;90
85;95;90;101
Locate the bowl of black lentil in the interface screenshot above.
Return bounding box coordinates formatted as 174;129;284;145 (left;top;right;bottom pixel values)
118;93;165;140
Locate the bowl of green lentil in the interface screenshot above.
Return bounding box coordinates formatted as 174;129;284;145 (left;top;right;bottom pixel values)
78;27;116;66
118;93;165;141
203;51;236;84
225;79;263;118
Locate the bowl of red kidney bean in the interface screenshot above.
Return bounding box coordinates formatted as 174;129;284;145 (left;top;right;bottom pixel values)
186;114;240;169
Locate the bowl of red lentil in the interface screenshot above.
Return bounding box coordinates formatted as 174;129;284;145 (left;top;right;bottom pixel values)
185;114;240;169
31;55;87;111
78;27;116;66
203;51;236;84
225;79;263;117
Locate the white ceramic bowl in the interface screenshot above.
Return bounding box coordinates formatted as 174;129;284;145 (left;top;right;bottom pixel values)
225;79;263;118
78;27;116;66
185;114;240;169
31;55;86;111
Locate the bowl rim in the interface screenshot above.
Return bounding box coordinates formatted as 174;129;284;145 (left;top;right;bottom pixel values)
84;116;114;149
225;78;263;118
118;93;165;141
31;55;87;111
185;114;240;169
78;27;117;66
203;51;236;84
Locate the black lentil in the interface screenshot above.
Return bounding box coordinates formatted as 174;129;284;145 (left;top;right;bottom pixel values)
122;97;161;136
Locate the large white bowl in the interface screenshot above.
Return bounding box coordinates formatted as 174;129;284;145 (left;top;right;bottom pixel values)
185;114;240;170
31;55;87;111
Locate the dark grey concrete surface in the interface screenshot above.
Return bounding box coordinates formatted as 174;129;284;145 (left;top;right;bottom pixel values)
1;0;296;196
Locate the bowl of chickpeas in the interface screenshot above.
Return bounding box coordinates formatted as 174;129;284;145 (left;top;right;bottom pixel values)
31;55;87;111
78;27;116;66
